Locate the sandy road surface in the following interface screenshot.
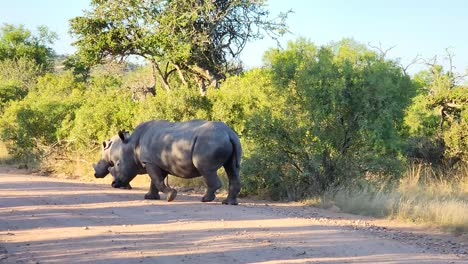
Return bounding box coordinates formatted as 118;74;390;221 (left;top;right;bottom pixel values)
0;168;467;264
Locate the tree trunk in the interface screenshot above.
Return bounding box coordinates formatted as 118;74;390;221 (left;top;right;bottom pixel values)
190;65;223;89
174;64;188;86
197;77;207;96
152;62;171;92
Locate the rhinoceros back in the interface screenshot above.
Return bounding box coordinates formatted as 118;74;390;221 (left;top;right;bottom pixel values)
128;120;239;178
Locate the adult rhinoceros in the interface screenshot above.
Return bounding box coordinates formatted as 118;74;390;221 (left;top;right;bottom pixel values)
110;119;242;205
92;134;162;199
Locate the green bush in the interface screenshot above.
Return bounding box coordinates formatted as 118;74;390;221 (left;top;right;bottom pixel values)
0;58;43;113
0;72;83;163
64;88;137;150
0;83;28;113
404;66;468;166
239;39;416;200
136;87;212;124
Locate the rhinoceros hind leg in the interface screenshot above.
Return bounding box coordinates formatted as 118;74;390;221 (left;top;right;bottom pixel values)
166;189;177;202
144;181;160;200
222;160;241;205
201;193;216;202
222;198;238;205
144;192;160;200
120;183;132;189
200;170;222;202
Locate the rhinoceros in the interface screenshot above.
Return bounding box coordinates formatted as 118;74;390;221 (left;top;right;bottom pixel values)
110;119;242;205
92;134;162;199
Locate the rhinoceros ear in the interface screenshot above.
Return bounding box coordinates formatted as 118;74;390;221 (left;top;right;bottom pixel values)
118;130;130;143
102;140;111;150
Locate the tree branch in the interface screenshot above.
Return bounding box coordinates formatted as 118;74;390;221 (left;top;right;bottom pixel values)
368;42;396;59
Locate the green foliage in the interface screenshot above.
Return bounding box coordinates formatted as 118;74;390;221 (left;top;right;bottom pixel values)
55;67;132;149
69;0;289;91
208;69;274;134
0;24;57;73
63;54;91;82
404;94;440;137
0;57;41;89
0;72;83;163
404;65;468;164
0;82;28;113
64;88;136;150
207;69;282;197
0;25;57;114
242;38;416;200
136;88;212;124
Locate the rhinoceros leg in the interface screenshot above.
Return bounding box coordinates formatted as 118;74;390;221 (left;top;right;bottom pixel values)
200;170;222;202
144;180;161;200
145;164;177;202
120;183;132;189
222;162;241;205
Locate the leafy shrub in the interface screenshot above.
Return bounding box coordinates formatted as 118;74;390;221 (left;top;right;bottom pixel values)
240;39;415;200
136;87;212;123
0;72;83;163
64;87;137;150
0;58;42;113
404;66;468;166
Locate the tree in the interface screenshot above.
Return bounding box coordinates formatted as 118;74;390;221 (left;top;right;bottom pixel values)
0;58;41;113
0;24;57;73
63;54;91;82
69;0;289;94
0;72;84;163
0;24;57;113
405;60;468;166
243;38;416;199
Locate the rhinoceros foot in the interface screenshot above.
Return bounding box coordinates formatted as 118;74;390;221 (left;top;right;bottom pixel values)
166;189;177;202
144;193;161;200
120;184;132;190
201;193;216;202
222;198;238;205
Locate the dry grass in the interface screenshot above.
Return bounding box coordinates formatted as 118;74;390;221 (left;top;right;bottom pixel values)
394;163;468;234
310;162;468;234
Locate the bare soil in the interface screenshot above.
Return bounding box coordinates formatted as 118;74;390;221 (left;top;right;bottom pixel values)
0;166;467;263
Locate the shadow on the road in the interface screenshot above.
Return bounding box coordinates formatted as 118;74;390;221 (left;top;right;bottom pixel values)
2;224;451;264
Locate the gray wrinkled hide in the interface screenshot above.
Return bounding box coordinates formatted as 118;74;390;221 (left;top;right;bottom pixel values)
92;135;135;191
112;119;242;205
93;135;123;178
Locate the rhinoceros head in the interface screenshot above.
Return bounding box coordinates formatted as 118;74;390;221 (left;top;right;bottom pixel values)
92;139;114;178
110;130;138;188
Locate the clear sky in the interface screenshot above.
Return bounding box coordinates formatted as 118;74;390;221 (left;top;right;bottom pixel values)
1;0;467;75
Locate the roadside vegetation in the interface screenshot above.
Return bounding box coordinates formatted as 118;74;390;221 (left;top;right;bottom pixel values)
313;163;468;234
0;0;466;234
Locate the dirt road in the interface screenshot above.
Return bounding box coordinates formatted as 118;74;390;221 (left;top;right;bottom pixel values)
0;168;467;263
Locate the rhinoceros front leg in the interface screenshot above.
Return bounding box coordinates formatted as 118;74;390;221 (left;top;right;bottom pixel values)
144;179;161;200
145;163;177;202
120;182;133;189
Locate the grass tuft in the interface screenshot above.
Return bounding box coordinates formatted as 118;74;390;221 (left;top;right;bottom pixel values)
309;162;468;234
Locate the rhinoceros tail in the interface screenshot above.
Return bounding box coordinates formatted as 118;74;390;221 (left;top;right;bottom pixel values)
228;129;242;169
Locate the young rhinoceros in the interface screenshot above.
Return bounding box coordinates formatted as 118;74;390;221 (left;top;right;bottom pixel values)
92;134;162;200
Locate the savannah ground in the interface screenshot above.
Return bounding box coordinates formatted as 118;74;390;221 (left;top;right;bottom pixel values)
0;166;467;264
